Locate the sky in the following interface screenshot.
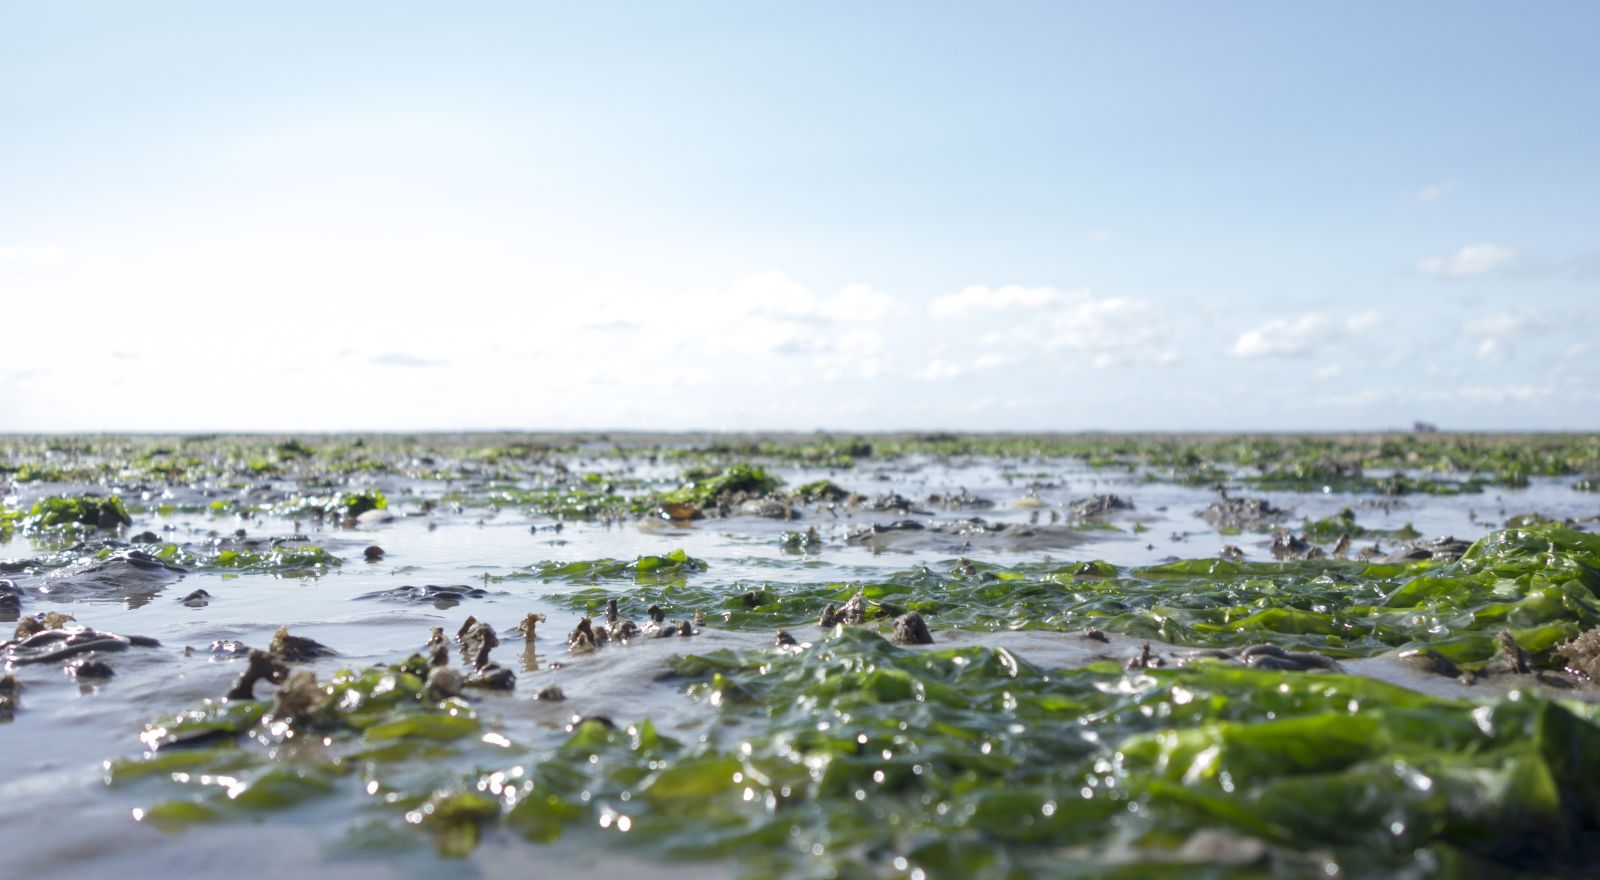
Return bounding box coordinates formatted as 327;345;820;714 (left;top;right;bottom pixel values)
2;2;1597;433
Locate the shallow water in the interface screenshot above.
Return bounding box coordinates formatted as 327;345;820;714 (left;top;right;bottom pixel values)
3;437;1598;878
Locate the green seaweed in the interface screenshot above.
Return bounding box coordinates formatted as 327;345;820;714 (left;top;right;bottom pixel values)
506;549;708;585
141;542;343;577
273;489;389;518
663;464;783;505
552;525;1600;665
24;494;131;532
111;659;487;836
151;628;1600;876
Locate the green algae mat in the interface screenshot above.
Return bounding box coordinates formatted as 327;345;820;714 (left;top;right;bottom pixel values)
3;432;1600;878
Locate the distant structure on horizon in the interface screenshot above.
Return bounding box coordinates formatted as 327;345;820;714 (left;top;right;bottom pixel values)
1413;421;1439;434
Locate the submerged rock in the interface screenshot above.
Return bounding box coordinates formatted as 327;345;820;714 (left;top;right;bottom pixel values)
1377;536;1473;564
1270;531;1323;561
3;624;159;666
736;497;798;519
425;666;465;701
1126;642;1165;670
38;549;187;601
568;618;600;654
1396;648;1461;679
1066;494;1133;519
1199;495;1287;531
1174;643;1345;674
891;612;933;645
864;493;922;514
820;591;867;627
603;598;640;642
226;650;289;700
514;613;546;642
271;669;331;722
68;658;115;679
356;583;489;609
0;579;21;616
925;489;994;510
178;589;211;607
269;626;336;661
459;620;501;670
1486;630;1534;676
0;674;19;721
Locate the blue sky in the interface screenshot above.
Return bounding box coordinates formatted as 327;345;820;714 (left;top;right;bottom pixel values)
2;2;1597;431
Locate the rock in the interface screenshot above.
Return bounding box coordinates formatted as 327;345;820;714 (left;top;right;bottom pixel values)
1066;494;1132;519
68;658;115;678
460;620;500;670
1126;642;1164;670
1378;536;1473;565
269;626;336;661
1199;496;1287;531
0;674;20;722
1397;648;1461;678
820;591;867;627
38;549;187;601
0;579;21;615
356;584;488;609
3;625;156;666
425;666;464;700
465;665;516;690
891;612;933;645
226;650;289;700
568;618;600;654
356;508;395;525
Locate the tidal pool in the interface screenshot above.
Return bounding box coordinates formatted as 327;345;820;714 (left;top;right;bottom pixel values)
3;433;1599;879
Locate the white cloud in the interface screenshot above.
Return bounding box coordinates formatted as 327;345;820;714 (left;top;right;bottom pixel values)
1086;229;1114;245
1230;310;1383;358
1315;364;1343;381
1230;313;1329;357
914;359;966;382
914;352;1014;382
929;285;1070;318
1452;384;1548;403
729;270;893;325
1462;310;1535;362
370;353;446;367
1406;179;1461;204
0;244;66;264
1417;244;1515;277
813;330;888;382
963;289;1171;369
1462;311;1524;338
1345;310;1381;333
821;283;893;323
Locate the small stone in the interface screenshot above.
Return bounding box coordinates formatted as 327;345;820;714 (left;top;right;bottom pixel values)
536;684;566;701
69;659;115;679
890;612;934;645
425;666;464;700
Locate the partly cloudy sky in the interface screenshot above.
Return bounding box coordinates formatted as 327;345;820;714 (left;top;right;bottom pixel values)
2;3;1597;431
